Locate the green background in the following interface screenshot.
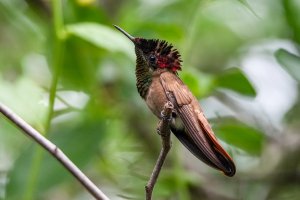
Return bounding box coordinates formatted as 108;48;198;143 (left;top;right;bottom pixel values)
0;0;300;199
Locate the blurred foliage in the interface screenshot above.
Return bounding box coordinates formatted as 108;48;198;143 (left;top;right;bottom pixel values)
0;0;300;200
275;48;300;82
214;118;265;156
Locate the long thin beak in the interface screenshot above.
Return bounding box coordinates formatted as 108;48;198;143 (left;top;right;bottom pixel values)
113;25;135;43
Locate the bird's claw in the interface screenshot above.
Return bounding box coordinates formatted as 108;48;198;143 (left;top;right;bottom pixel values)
156;127;162;135
160;110;172;122
160;101;173;121
165;101;174;110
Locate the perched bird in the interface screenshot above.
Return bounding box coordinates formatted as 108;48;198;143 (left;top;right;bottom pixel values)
114;25;235;177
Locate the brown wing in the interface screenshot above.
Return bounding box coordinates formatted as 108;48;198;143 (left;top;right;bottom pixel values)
160;72;235;177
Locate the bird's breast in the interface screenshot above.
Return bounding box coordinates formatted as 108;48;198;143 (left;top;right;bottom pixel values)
145;75;169;119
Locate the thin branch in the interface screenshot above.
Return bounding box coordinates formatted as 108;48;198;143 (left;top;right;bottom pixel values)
0;102;110;200
145;101;173;200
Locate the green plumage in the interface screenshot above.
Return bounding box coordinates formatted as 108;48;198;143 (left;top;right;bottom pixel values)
135;47;152;99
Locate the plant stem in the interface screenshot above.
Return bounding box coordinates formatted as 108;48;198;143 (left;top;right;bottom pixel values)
0;102;110;200
24;0;64;199
46;0;64;132
145;102;173;200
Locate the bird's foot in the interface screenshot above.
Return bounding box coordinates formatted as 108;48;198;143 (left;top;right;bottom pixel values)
160;101;174;121
157;101;173;136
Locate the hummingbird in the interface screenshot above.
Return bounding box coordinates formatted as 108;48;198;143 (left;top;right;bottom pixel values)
114;25;236;177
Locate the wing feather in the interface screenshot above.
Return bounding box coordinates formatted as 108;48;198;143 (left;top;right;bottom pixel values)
161;75;191;106
160;72;235;176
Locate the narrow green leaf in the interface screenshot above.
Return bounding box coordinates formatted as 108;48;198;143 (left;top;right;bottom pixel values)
214;119;265;155
282;0;300;44
284;90;300;123
216;67;256;96
66;23;135;59
275;48;300;82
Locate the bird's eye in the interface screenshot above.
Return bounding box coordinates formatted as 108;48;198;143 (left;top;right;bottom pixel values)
149;55;156;63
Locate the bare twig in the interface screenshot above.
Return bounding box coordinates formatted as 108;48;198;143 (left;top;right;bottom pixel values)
0;102;110;200
145;101;173;200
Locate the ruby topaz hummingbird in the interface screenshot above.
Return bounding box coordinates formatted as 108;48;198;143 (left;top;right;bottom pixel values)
114;25;236;177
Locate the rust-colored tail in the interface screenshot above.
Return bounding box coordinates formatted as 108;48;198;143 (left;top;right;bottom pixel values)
170;124;235;177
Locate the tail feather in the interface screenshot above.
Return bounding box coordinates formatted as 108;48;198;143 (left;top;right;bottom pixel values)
170;125;236;177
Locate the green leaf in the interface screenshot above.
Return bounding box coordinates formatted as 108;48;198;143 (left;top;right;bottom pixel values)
180;70;214;98
284;89;300;123
216;67;256;96
0;77;48;131
214;119;265;155
282;0;300;44
66;23;135;59
275;48;300;82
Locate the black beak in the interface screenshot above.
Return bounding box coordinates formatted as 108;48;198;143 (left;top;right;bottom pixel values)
113;25;136;44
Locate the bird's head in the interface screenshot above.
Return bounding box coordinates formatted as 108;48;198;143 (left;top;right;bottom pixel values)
114;25;182;72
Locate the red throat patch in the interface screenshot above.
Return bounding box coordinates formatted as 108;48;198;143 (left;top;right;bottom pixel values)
157;55;181;72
